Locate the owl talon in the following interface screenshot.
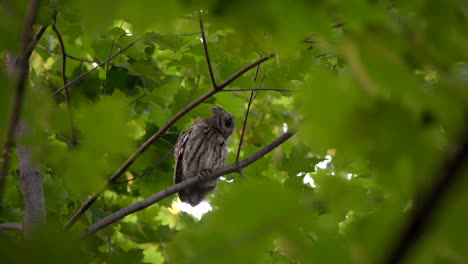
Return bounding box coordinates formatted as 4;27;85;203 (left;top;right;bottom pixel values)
197;169;213;180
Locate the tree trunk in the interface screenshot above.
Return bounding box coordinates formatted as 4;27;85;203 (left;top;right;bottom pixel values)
5;53;46;239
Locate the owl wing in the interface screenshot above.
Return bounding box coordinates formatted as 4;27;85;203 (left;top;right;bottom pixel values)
174;129;192;185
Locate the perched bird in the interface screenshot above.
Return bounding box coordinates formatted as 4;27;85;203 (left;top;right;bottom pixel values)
174;106;235;206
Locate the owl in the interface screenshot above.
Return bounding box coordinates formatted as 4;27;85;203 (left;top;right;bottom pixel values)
174;106;235;206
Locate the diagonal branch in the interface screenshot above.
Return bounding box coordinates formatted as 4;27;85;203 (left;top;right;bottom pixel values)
0;0;41;204
83;129;296;236
235;69;263;163
218;54;274;90
24;25;48;60
383;122;468;264
52;12;77;145
63;50;275;231
236;90;256;163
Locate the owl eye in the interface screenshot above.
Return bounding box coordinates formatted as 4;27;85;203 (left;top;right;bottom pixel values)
224;119;232;128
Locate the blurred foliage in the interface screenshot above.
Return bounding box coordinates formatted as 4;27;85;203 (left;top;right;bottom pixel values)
1;0;468;263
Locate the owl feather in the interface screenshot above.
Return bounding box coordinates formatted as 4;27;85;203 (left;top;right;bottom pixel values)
174;107;235;206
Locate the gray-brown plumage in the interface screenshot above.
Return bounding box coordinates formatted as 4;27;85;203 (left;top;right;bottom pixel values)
174;106;235;206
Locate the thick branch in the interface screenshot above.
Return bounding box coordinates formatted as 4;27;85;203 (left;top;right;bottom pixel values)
63;50;275;231
0;0;41;204
384;123;468;264
0;223;23;231
83;129;296;236
17;121;46;239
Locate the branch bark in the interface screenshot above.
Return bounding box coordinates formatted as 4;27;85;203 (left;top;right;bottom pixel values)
0;0;41;204
83;129;296;236
52;13;77;145
0;223;23;231
16;121;46;239
384;122;468;264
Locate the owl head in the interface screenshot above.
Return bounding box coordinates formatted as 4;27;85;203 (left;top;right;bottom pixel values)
210;106;235;138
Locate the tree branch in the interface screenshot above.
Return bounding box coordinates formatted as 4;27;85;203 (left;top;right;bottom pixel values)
0;0;41;204
37;44;98;63
221;88;294;93
52;12;77;145
217;54;274;90
383;123;468;264
235;70;263;163
24;25;48;62
236;90;256;163
16;121;46;239
52;35;145;96
83;129;296;236
52;31;202;97
0;223;23;231
104;20;125;96
63;46;275;231
199;13;217;89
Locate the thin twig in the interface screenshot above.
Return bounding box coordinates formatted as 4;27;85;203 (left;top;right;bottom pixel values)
104;20;125;96
199;13;217;89
63;49;275;231
236;90;256;163
83;129;296;236
115;143;176;184
253;59;261;83
187;75;201;104
52;12;77;145
235;65;263;162
127;92;149;106
221;88;295;93
53;35;145;96
37;44;98;63
0;0;41;204
384;123;468;264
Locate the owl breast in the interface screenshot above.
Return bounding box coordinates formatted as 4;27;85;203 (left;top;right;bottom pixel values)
173;106;234;206
181;126;227;179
